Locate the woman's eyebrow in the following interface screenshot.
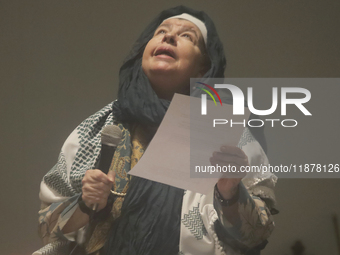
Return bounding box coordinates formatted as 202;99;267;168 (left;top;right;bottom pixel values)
158;23;199;39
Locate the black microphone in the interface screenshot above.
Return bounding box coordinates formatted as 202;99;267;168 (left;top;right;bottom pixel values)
97;125;123;174
76;125;122;247
93;125;122;211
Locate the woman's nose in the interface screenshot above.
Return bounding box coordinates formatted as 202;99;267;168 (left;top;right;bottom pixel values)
162;32;177;45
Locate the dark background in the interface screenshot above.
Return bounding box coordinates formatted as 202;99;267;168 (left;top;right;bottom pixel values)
1;0;339;254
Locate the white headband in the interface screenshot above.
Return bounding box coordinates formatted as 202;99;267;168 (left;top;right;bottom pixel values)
164;13;207;46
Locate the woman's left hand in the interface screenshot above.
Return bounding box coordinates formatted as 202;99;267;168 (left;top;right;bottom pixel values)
210;145;249;199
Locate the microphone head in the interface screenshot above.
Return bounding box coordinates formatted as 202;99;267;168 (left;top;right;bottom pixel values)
101;125;122;147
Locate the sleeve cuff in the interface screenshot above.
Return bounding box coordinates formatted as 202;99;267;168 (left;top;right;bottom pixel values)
214;181;252;228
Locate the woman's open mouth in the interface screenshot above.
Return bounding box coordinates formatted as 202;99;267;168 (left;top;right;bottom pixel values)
154;46;176;59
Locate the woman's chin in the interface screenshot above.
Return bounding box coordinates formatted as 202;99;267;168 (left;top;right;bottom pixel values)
147;67;178;79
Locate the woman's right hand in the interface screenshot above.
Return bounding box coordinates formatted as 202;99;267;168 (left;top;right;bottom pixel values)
81;169;115;211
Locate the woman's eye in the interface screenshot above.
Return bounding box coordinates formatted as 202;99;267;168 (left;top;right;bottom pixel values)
157;30;166;35
182;34;193;41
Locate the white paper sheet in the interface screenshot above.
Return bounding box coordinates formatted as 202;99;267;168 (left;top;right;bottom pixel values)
129;94;250;194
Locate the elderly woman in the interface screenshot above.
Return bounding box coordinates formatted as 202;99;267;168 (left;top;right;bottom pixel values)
34;6;277;255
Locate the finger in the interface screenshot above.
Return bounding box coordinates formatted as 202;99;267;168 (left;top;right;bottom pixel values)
209;158;239;169
107;170;115;183
83;192;110;202
91;170;113;184
209;158;245;178
83;182;112;195
82;194;101;202
220;146;246;158
82;177;111;189
220;171;246;179
84;170;112;185
212;152;248;166
82;187;107;198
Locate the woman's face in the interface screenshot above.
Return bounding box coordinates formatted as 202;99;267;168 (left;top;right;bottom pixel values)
142;18;207;100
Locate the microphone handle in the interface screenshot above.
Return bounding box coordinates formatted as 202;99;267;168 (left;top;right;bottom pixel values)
97;144;116;174
92;144;117;211
77;144;117;246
